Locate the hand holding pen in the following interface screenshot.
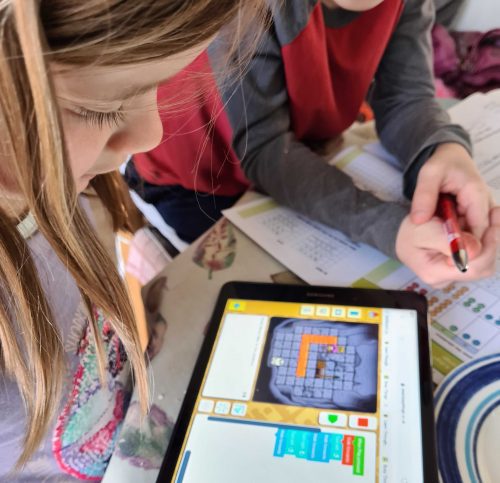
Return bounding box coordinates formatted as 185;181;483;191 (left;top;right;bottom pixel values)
400;142;500;286
436;194;468;273
395;147;500;286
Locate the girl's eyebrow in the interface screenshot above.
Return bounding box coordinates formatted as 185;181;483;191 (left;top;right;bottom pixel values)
111;80;165;102
57;94;122;110
56;82;160;109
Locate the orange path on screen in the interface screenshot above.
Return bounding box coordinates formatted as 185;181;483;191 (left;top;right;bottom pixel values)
296;334;338;377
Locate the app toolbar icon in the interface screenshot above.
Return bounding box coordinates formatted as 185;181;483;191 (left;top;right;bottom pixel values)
332;307;346;318
300;305;314;316
347;308;361;318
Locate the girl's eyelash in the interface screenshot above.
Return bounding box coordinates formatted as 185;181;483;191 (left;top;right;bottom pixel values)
74;107;125;128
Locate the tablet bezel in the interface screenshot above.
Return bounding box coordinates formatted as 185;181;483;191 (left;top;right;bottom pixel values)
157;281;437;482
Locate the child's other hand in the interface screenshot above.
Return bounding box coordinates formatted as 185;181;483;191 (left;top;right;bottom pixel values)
410;143;493;240
395;208;500;287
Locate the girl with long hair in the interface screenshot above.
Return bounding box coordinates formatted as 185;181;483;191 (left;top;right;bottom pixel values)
0;0;268;479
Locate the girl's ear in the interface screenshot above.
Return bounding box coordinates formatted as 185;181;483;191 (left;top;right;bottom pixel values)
144;276;167;314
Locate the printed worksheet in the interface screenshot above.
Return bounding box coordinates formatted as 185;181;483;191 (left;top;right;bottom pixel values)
329;145;404;203
224;90;500;383
224;198;389;287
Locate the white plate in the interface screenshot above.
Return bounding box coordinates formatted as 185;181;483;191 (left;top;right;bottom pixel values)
435;354;500;483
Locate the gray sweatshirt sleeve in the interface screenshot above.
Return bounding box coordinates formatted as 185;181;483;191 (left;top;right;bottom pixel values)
220;23;408;259
371;0;472;199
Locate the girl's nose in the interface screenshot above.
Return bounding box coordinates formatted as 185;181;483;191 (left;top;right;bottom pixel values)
107;91;163;155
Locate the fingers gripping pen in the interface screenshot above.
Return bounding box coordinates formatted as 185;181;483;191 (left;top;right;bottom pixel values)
437;194;468;273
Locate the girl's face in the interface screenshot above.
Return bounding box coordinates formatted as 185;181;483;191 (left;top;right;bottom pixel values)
52;41;209;193
322;0;384;11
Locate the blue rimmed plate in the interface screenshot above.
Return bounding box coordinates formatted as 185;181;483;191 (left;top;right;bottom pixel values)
435;354;500;483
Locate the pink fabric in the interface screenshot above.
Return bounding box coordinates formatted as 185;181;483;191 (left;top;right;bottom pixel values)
432;24;500;98
432;24;459;79
126;228;171;285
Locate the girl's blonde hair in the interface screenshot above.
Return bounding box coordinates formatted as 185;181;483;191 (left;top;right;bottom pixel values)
0;0;269;469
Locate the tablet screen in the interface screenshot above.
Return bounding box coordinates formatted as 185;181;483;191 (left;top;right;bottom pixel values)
169;297;424;482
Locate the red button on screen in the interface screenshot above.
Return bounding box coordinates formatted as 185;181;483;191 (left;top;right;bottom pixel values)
358;417;369;427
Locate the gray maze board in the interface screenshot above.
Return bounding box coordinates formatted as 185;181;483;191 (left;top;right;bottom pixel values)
255;318;379;413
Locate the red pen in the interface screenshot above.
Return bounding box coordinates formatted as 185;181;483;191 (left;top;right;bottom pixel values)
437;194;468;273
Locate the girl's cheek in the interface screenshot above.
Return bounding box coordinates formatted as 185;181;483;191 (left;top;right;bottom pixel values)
66;138;104;180
61;114;111;178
